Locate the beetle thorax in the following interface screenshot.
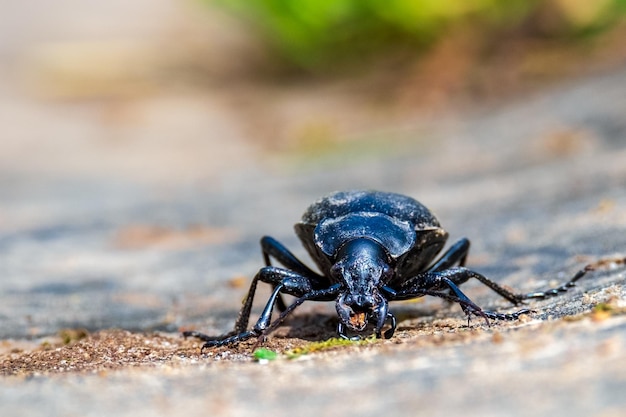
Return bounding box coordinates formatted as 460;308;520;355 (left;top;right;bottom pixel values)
333;237;392;284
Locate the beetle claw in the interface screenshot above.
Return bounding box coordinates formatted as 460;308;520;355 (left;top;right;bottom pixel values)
458;300;491;327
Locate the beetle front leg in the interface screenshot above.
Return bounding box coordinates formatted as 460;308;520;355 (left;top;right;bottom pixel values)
184;267;315;349
261;236;325;312
182;268;268;343
199;283;287;349
256;283;342;344
213;283;342;349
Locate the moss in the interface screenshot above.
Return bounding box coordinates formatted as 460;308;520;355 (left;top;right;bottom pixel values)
285;336;377;359
205;0;626;73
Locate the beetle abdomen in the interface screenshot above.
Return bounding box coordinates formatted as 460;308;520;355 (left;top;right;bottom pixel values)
301;190;441;229
296;190;446;274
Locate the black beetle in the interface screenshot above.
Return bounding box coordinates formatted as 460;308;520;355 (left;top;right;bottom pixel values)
184;190;594;349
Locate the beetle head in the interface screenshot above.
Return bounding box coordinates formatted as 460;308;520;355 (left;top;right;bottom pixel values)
331;238;393;333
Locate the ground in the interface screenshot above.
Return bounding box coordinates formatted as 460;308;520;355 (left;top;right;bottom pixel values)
1;2;626;416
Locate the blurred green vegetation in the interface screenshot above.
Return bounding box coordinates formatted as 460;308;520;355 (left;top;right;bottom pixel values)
207;0;626;73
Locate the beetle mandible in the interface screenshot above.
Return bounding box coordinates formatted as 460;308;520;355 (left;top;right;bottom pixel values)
184;190;594;349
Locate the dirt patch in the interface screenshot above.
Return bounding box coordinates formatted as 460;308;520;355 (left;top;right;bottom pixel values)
1;330;191;377
0;311;551;378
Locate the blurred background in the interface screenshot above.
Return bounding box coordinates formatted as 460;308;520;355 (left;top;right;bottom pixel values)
2;0;626;184
1;0;626;338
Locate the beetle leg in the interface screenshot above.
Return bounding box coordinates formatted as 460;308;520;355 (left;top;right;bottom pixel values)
426;240;521;305
482;308;534;321
427;241;550;305
257;284;342;343
199;283;288;349
233;267;281;333
392;270;493;324
261;236;326;312
391;269;536;325
182;268;263;343
434;267;524;305
184;266;319;348
518;264;595;301
183;272;280;347
428;238;470;271
422;288;491;326
484;257;625;303
445;263;599;304
424;288;533;325
261;236;324;278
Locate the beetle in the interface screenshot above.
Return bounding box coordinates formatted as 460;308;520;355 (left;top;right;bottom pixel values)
184;190;594;349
